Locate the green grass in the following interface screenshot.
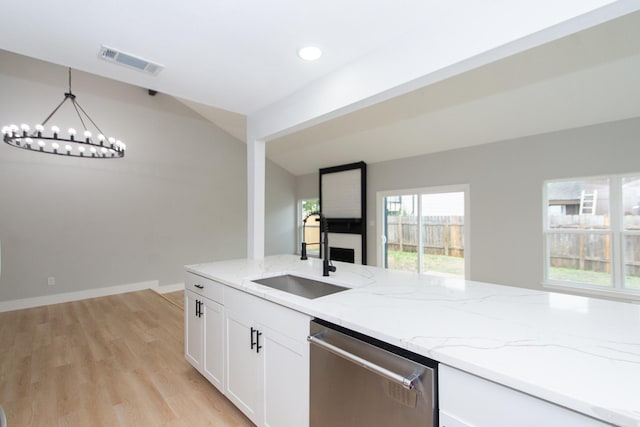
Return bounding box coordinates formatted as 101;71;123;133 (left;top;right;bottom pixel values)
387;250;640;289
549;267;640;289
386;250;464;277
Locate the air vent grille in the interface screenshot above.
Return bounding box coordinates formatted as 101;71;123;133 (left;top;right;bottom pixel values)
98;45;164;76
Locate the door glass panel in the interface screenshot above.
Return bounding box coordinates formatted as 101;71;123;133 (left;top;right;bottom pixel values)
382;190;466;277
420;192;465;278
301;199;320;257
383;195;418;273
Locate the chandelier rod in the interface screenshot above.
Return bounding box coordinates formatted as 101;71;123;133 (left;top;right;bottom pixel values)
73;97;106;136
39;68;106;137
39;94;70;127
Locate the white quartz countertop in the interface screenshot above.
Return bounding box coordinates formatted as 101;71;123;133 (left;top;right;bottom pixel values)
186;255;640;427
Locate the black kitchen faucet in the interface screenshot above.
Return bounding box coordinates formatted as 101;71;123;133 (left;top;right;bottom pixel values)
300;212;336;276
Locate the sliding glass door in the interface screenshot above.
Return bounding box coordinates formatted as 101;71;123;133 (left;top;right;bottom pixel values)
379;186;468;278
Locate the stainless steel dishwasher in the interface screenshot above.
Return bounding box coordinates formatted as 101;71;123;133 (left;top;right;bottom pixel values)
308;319;437;427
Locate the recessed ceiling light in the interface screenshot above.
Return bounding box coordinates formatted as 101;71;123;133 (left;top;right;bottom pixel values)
297;46;322;61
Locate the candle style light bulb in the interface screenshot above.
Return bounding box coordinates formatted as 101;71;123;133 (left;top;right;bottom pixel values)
65;144;72;152
68;128;76;140
51;142;59;150
51;126;60;138
38;140;45;148
1;126;9;135
78;146;85;153
20;123;30;132
35;124;44;137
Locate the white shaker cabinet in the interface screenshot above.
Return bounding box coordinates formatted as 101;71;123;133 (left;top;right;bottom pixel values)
184;290;203;369
439;365;609;427
224;286;311;427
184;273;225;393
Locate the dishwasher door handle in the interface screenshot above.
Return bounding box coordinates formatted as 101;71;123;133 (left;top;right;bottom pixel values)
308;333;419;390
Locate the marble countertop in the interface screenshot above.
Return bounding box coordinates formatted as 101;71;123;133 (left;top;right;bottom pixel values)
186;255;640;427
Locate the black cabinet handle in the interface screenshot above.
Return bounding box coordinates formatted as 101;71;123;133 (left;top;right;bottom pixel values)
250;327;257;350
195;299;200;317
194;284;204;289
256;330;262;353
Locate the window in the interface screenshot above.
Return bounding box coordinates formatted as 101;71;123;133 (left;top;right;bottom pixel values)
377;185;469;278
298;199;320;257
544;174;640;297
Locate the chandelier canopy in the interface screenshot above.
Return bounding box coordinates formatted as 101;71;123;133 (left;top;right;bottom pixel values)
2;68;126;159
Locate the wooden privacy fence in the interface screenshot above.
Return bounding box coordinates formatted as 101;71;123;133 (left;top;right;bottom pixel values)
386;216;464;257
548;215;640;275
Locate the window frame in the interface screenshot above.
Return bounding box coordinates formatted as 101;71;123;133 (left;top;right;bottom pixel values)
376;184;470;279
543;173;640;300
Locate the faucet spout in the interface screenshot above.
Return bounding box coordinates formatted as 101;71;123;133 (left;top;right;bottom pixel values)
301;211;336;276
321;214;336;277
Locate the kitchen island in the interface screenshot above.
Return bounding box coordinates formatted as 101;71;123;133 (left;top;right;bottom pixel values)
186;254;640;427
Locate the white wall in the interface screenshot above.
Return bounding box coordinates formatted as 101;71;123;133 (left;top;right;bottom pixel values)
296;117;640;292
0;51;253;302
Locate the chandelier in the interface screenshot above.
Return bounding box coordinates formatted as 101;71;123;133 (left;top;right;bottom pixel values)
2;68;126;158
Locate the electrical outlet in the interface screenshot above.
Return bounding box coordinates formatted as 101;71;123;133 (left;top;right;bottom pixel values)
47;277;55;286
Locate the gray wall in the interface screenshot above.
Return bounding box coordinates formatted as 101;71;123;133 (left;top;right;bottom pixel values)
0;51;258;301
265;159;296;255
296;117;640;291
295;173;318;201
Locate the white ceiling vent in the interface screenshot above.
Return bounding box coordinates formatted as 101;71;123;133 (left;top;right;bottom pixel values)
98;45;164;76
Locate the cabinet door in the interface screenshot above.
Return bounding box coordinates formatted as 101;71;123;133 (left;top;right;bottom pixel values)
440;411;472;427
184;290;202;370
439;365;609;427
225;307;260;424
202;297;224;392
261;325;309;427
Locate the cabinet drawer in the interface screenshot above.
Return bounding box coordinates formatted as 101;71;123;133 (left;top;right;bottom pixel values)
225;286;310;340
185;272;224;304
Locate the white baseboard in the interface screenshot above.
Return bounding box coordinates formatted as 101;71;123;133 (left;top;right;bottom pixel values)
0;280;159;313
156;282;185;294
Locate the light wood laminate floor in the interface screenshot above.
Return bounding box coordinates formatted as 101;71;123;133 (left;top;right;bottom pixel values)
160;291;184;310
0;289;254;427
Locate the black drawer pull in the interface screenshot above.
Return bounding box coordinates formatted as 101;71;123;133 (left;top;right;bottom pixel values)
194;284;204;289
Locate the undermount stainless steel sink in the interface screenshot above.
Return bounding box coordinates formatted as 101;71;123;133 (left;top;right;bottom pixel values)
252;274;348;299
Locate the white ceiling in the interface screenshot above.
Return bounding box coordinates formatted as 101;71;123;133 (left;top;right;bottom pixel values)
1;0;462;115
267;10;640;175
1;1;639;176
